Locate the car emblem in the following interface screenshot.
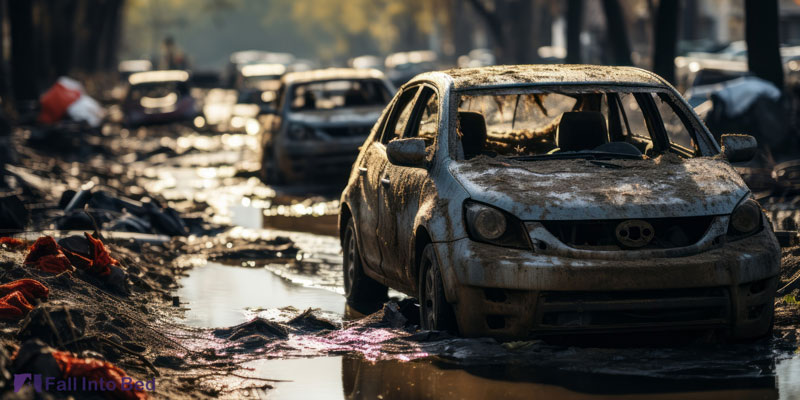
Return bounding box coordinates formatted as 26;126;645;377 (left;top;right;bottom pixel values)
615;220;655;248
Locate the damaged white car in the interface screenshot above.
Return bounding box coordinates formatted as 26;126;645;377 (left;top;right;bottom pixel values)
339;65;780;340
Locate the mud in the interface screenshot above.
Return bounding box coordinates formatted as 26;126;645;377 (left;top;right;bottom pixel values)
452;154;748;220
2;88;800;398
441;65;666;89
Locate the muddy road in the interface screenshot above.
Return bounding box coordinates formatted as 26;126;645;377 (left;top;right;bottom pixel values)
2;96;800;399
132;121;800;398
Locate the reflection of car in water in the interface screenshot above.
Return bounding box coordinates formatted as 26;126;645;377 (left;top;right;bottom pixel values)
339;65;779;341
259;68;394;184
123;70;200;127
340;355;779;400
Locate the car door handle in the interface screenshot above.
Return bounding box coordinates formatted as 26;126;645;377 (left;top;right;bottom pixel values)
358;167;367;176
380;176;391;186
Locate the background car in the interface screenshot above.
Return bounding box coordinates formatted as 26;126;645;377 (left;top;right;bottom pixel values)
259;68;395;184
122;70;200;128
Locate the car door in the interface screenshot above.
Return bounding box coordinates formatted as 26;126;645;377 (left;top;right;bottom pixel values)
377;85;439;284
355;86;420;273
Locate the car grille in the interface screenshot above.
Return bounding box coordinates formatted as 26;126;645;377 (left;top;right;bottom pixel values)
540;216;714;250
535;287;730;331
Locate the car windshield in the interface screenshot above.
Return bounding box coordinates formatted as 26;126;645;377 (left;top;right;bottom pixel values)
455;87;700;161
128;81;190;108
289;79;391;111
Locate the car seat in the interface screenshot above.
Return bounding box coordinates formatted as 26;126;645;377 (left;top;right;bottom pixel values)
555;111;609;152
458;111;487;159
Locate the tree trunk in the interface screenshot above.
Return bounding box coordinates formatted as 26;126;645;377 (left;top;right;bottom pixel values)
601;0;632;65
653;0;680;84
507;0;534;64
8;0;38;102
745;0;783;89
0;0;10;103
566;0;582;63
465;0;506;63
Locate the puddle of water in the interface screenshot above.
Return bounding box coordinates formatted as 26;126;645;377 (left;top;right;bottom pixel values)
243;357;344;400
778;356;800;397
176;261;345;328
240;355;797;400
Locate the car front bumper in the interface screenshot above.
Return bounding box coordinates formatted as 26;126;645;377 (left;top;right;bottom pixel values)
434;228;780;340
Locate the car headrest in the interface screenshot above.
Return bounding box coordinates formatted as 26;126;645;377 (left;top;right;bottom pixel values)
458;111;487;159
556;111;608;152
344;89;367;106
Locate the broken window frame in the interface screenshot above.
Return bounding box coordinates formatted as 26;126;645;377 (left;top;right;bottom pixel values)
448;84;716;161
379;85;421;145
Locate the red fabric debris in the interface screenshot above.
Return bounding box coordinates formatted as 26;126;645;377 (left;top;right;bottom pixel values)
38;80;82;124
0;237;27;251
0;292;32;319
23;237;74;274
51;351;148;400
60;233;117;277
83;233;117;277
0;279;49;300
0;279;48;320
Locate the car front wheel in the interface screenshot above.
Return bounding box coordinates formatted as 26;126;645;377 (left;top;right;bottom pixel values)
419;244;458;333
343;218;387;304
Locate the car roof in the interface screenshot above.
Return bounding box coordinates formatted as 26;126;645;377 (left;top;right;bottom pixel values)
281;68;387;85
410;64;670;90
128;70;189;85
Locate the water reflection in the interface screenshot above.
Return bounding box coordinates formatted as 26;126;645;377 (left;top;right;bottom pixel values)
176;261;345;328
239;355;791;400
341;356;781;400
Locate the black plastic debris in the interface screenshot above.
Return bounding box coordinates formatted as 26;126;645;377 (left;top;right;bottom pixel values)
57;184;187;236
18;305;87;347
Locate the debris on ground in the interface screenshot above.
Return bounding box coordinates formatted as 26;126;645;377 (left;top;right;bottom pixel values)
0;279;48;320
12;340;149;400
24;236;75;274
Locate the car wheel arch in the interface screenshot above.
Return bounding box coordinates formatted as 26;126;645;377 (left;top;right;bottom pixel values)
339;202;354;246
411;225;432;294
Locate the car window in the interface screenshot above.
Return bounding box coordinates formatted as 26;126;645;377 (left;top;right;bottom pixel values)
455;87;696;160
405;87;438;149
618;93;650;139
653;93;696;151
288;79;391;111
381;87;419;144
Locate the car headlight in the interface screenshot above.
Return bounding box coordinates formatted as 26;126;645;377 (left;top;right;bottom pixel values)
464;200;530;249
288;123;315;140
728;199;762;236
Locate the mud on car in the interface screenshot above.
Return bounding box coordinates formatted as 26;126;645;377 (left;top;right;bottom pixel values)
338;65;780;341
259;68;394;184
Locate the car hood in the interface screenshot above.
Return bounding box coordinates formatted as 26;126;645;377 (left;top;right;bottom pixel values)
449;155;749;220
287;107;384;127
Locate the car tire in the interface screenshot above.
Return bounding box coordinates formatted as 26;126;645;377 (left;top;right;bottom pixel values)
419;244;458;333
343;218;387;304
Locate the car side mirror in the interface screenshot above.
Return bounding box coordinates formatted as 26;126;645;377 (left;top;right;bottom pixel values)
387;138;427;168
720;134;757;163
